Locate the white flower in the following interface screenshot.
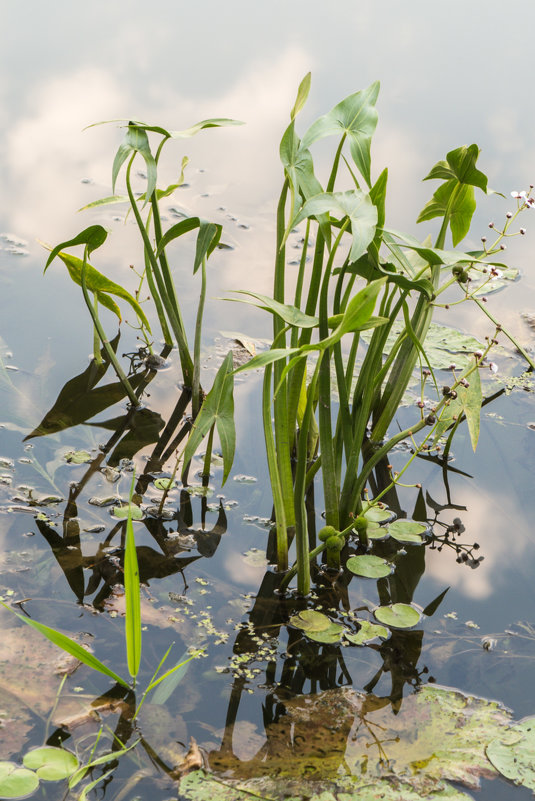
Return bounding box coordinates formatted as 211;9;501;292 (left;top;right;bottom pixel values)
511;190;526;199
489;362;498;374
525;197;535;209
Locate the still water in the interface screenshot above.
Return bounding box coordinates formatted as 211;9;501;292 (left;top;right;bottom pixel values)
1;2;535;799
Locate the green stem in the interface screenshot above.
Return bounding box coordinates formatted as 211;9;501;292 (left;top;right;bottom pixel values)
192;256;207;417
80;247;139;406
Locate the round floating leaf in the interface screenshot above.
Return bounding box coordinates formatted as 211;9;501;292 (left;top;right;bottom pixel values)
363;504;394;524
345;620;389;645
347;554;392;579
306;622;344;644
386;519;429;544
112;503;143;520
0;762;39;798
374;603;421;629
64;450;92;465
153;478;177;491
289;610;331;633
486;717;535;791
23;747;79;781
365;521;389;540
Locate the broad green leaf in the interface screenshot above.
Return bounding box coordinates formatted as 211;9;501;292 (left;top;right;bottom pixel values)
346;554;392;578
155;217;222;273
363;504;392;523
306;622;344;644
112;123;157;199
183;351;235;484
486;717;535;792
384;228;485;267
279;120;326;239
44;226;108;268
227;291;319;328
386;519;429;544
374;603;421;629
424;144;488;193
325;278;386;347
0;601;129;688
0;762;39;798
289;609;332;632
23;747;79;781
290;190;378;262
301;81;380;186
124;474;142;680
153;478;176;490
462;360;482;451
418;144;488;246
113;503;143;520
43;247;151;331
345;620;389;644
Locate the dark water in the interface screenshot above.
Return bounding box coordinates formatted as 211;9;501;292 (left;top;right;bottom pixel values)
2;3;535;799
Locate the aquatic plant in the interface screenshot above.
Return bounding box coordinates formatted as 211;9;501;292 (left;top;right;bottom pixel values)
233;75;534;593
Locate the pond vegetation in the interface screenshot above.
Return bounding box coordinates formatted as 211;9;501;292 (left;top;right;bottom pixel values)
2;76;535;799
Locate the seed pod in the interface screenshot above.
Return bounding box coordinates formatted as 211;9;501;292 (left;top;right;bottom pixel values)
326;535;344;552
318;525;338;542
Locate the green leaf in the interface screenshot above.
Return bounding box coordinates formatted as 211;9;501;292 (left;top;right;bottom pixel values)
155;217;222;273
306;622;344;644
0;601;129;688
124;474;141;680
486;717;535;792
418;144;488;245
374;603;421;629
23;747;79;781
289;609;332;632
290;190;378;262
113;503;143;520
462;361;482;451
301;81;380;186
362;503;393;523
386;519;429;544
42;247;151;331
232;347;302;375
291;73;312;120
0;762;40;798
112;123;157;199
324;278;386;347
345;620;389;645
44;226;108;268
346;554;392;578
227;291;319;328
183;351;235;484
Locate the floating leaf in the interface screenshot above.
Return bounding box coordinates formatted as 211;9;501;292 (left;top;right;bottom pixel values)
345;620;389;645
306;622;344;644
365;521;389;540
363;503;393;523
0;762;39;798
374;603;422;629
289;610;331;633
386;519;429;544
347;554;392;578
153;478;177;490
486;717;535;792
23;747;79;781
112;503;143;520
64;450;92;465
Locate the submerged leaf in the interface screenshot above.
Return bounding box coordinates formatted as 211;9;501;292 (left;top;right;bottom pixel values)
486;717;535;792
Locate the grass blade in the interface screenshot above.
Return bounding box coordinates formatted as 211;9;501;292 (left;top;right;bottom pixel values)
124;473;141;681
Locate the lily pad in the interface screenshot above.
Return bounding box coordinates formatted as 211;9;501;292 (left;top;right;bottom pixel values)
289;610;331;633
363;504;393;524
386;519;429;544
112;503;143;520
365;521;389;540
486;716;535;792
0;762;39;799
22;747;79;781
374;603;422;629
306;622;344;644
153;477;177;491
345;620;389;645
347;554;392;579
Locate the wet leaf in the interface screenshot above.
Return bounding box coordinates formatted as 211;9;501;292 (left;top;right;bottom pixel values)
289;610;331;633
306;622;344;644
486;716;535;792
23;747;78;781
386;519;429;544
347;554;392;578
112;503;143;520
362;504;392;523
374;603;421;629
0;762;39;798
345;620;389;645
